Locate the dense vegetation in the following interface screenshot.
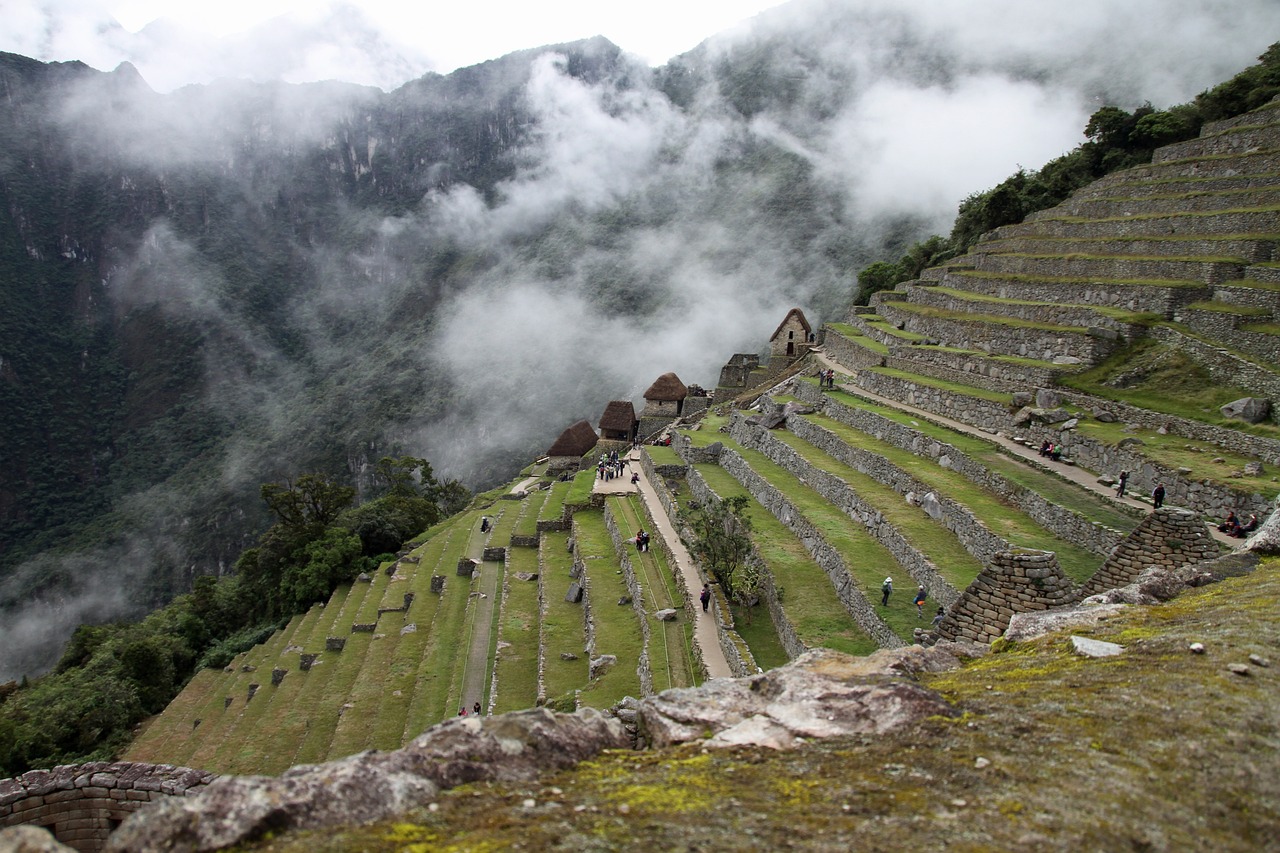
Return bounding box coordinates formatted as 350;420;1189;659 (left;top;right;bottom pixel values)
0;457;467;776
855;42;1280;304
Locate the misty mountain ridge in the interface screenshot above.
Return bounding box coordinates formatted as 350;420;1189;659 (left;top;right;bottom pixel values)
0;0;1275;680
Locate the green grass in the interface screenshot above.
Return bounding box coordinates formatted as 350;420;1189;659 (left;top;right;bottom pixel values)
883;300;1107;335
815;386;1138;534
827;323;890;354
1186;300;1272;315
573;511;644;708
694;463;878;655
609;495;697;691
1240;322;1280;335
728;602;789;670
539;480;571;522
512;490;549;540
566;468;597;506
644;445;683;466
707;439;950;642
492;544;542;713
540;531;590;706
787;413;1103;584
862;366;1010;404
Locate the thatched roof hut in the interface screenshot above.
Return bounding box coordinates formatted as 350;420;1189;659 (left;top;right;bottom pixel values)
547;420;599;458
643;372;688;402
598;401;638;441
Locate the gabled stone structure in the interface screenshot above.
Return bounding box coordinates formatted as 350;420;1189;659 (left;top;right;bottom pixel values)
598;400;638;443
546;419;599;474
1077;507;1219;600
639;372;687;438
770;307;812;358
934;550;1077;645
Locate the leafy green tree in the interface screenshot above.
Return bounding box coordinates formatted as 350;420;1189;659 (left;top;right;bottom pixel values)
687;496;758;607
260;474;356;536
855;261;904;305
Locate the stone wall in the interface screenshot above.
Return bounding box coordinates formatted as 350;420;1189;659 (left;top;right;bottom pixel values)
0;762;215;853
938;269;1211;313
707;436;903;649
681;461;808;660
883;347;1059;394
935;550;1078;645
993;209;1280;241
972;251;1245;286
973;235;1277;264
1213;282;1280;311
643;444;757;677
1078;508;1220;599
1148;325;1280;412
844;370;1274;520
904;283;1145;335
788;380;1126;557
875;303;1117;362
821;328;886;369
735;409;986;605
603;502;654;696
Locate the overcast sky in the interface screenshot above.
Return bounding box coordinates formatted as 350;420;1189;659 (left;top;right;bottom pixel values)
4;0;786;91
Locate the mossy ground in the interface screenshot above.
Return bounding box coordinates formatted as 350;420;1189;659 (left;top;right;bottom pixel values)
241;557;1280;852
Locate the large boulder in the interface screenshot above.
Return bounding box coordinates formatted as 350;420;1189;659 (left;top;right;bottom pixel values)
1244;500;1280;555
105;709;629;853
1220;397;1272;424
636;648;959;750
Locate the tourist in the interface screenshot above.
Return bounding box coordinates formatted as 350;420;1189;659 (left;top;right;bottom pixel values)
1050;443;1063;462
931;606;945;630
1039;440;1053;458
473;702;482;716
1152;483;1165;509
914;584;927;618
1115;470;1129;498
700;584;711;612
1218;511;1238;534
631;471;640;485
1234;514;1259;537
881;577;893;606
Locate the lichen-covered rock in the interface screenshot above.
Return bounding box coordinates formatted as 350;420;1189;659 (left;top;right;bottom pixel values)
1244;498;1280;555
0;825;74;852
1004;603;1130;642
105;709;628;853
637;649;958;750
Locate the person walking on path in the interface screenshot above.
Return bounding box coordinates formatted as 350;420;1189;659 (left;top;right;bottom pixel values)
913;584;927;618
881;577;893;606
1152;483;1165;509
700;584;711;613
1115;470;1128;499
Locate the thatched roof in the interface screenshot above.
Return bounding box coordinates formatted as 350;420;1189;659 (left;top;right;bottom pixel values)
643;372;687;402
598;400;637;432
770;307;812;341
547;419;599;457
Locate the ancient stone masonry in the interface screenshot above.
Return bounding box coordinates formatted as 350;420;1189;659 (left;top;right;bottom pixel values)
821;327;886;370
682;460;808;660
935;550;1078;645
902;283;1147;336
847;369;1272;520
731;410;972;607
703;435;904;649
1077;508;1220;600
788;380;1125;557
1148;325;1280;413
602;502;654;696
0;762;215;853
882;345;1061;395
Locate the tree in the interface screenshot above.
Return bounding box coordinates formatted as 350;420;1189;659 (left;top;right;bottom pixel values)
687;496;759;613
260;474;356;536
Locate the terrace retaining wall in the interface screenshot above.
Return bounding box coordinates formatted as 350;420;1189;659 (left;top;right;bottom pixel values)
935;550;1078;645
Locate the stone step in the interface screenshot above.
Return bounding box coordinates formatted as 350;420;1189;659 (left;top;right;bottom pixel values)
972;234;1278;264
969;251;1247;286
873;301;1119;363
1069;171;1280;202
939;269;1211;315
989;207;1280;242
1180;303;1279;363
1049;187;1280;219
1153;123;1280;164
900;284;1148;336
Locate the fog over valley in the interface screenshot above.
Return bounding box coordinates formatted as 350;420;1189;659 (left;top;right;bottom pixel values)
1;0;1277;678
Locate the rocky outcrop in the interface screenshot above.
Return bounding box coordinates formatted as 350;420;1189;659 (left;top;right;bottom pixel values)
105;708;628;853
637;648;959;750
1244;496;1280;554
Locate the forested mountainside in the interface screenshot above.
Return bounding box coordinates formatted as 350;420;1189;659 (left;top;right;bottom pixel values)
0;1;1273;680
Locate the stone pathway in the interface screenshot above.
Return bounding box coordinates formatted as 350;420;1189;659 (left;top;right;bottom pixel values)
593;450;733;679
510;476;539;494
809;352;1237;548
459;516;502;716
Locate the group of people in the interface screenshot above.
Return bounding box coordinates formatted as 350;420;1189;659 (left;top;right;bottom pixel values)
816;368;837;389
457;702;482;717
1218;511;1260;538
633;529;651;552
597;450;628;481
1038;440;1064;461
882;577;946;626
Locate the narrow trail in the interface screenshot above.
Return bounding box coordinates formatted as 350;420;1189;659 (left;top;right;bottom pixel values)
808;351;1238;548
593;451;734;679
459;516;502;716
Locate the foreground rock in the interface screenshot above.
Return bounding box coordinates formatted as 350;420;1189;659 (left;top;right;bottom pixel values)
637;648;960;750
105;708;628;853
